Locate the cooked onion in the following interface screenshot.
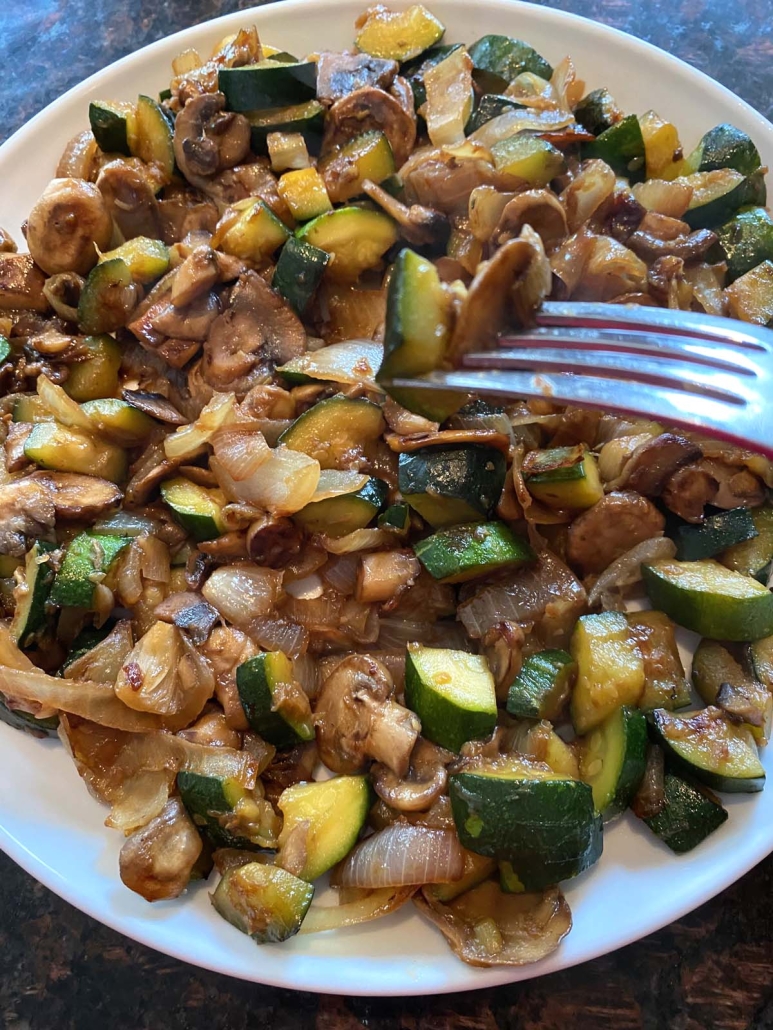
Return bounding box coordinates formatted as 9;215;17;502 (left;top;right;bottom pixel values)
276;340;384;386
322;529;390;554
213;442;320;515
299;886;417;934
587;536;677;609
164;392;237;461
64;620;134;684
468;107;574;147
338;823;465;888
94;512;160;537
202;565;283;625
37;375;94;431
211;424;271;482
248;616;309;657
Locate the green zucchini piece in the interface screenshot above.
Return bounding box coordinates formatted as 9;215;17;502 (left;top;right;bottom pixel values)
24;423;127;483
378;502;411;533
690;123;761;177
580;706;648;818
691;638;772;743
211;862;314;943
89;100;133;155
573;88;623;136
749;635;773;689
277;776;371;881
521;445;604;510
236;651;314;748
98;237;170;284
63;334;122;402
449;757;603;889
277;167;333;221
272;237;330;316
77;259;134;336
582;113;645;180
245;100;325;153
720;505;773;582
398;445;506;529
490;135;566;187
674;506;757;561
570;612;646;735
10;541;56;648
682;168;766;230
713;206;773;283
0;337;10;365
512;719;579;779
293;477;387;537
161;477;227;542
506;649;576;721
129;95;174;183
214;198;290;262
355;4;445;62
404;643;497;752
468;35;552;92
428;851;497;902
403;43;464;110
650;707;765;793
465;94;524;135
626;610;691;711
177;771;264;851
219;61;317;112
279;394;385;470
642;771;728;854
642;558;773;641
295;206;398;282
49;532;131;609
0;699;59;737
413;520;534;583
81;398;156;444
319;130;395;203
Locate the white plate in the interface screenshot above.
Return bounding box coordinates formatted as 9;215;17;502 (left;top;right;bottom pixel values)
1;0;772;998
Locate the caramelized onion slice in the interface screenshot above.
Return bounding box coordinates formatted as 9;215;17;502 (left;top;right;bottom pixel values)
338;823;465;888
299;886;416;934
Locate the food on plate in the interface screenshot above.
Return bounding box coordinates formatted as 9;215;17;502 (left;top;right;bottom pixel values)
0;2;771;968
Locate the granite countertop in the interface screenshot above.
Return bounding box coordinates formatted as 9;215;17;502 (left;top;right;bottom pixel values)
1;1;772;1027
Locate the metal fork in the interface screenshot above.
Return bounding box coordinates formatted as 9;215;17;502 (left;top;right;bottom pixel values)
382;302;773;459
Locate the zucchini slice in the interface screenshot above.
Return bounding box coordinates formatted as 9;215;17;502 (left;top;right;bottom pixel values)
128;95;174;183
650;707;765;793
521;445;603;511
279;394;385;470
642;770;728;854
89;100;134;155
398;445;507;529
570;612;646;734
213;198;290;263
177;771;262;851
245;100;325;153
277;167;332;221
236;651;314;748
161;477;227;542
219;61;317;112
272;237;330;317
414;521;534;583
293;476;387;537
449;757;602;889
506;649;576;721
49;532;131;609
749;635;773;690
63;334;122;402
98;237;170;284
211;863;314;943
642;558;773;641
0;699;59;737
319;130;395;204
690;123;761;177
24;423;127;483
713;206;773;283
490;136;566;187
277;776;371;881
12;395;52;424
10;541;56;648
579;706;648;818
682;168;766;230
582;114;645;181
77;259;135;336
573;88;623;136
626;610;691;711
674;506;758;561
691;638;771;743
295;207;398;283
378;502;411;533
405;643;497;752
720;505;773;581
355;4;445;62
467;34;552;92
429;851;497;902
81;399;156;445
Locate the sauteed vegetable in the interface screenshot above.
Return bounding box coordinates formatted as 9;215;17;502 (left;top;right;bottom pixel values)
0;3;771;968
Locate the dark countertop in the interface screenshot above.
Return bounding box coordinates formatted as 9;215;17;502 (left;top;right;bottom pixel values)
1;1;772;1027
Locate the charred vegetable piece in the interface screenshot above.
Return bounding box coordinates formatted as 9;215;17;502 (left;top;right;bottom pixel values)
236;651;314;748
689;123;761;177
522;446;603;511
295;206;398;282
467;35;552;92
570;613;645;735
579;706;648;818
626;611;691;711
355;4;445;62
245;100;325;153
713;206;773;283
642;770;728;853
398;445;507;529
449;756;602;889
98;237;170;283
674;506;757;561
277;776;371;881
279;394;385;469
465;94;525;134
650;707;765;793
49;532;131;608
10;541;56;648
24;423;127;483
506;650;576;721
682;168;766;230
583;114;645;181
405;643;497;752
720;506;773;582
219;61;317;111
89;100;134;155
574;88;622;136
214;198;290;262
211;862;314;943
177;772;259;851
490;136;566;187
63;334;122;402
81;399;156;444
414;521;534;583
404;43;464;110
272;237;330;317
77;259;135;335
293;476;387;537
277;167;332;221
128;95;175;183
161;477;227;542
642;559;773;642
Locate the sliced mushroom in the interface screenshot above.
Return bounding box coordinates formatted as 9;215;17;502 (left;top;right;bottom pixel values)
316;51;398;103
400;144;505;218
199;625;257;731
201;271;306;396
448;226;551;363
355;550;421;604
322;86;417;168
0;254;50;312
25;178;113;276
42;271;84;322
493;190;568;251
628;227;718;262
371;738;450;812
158;185;220;244
360;179;449;246
662;459;766;522
314;654;421;776
566;490;666;575
128;288;221;368
119;797;203;902
154;590;220;645
173;92;251;186
619;432;702;496
31;471;122;519
5;423;31;472
0;478;56;556
121;389;187;425
96;159;162;241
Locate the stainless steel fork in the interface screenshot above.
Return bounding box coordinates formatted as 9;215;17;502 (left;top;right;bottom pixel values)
382;302;773;459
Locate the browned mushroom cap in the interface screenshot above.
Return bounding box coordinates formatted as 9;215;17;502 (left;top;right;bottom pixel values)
201;271;306;396
25;178;113;276
448;225;551;363
96;159;162;241
567;490;665;575
619;432;702;496
627;227;718;261
31;471;122;520
322;86;417;168
0;478;56;556
360;179;449;246
493;190;568;250
0;254;49;312
119;797;203;902
314;654;421;776
154;590;220;646
173;93;251;186
371;738;450;812
662;458;766;523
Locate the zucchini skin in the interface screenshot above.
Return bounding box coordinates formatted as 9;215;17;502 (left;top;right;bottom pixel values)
574;88;622;136
49;533;131;609
582;114;645;181
467;34;552;90
398;445;507;529
219;62;317;112
10;540;56;648
643;771;728;854
236;653;314;748
413;521;534;583
506;649;576;721
580;706;648;818
272;237;329;316
683;169;766;231
674;507;757;561
177;771;260;851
